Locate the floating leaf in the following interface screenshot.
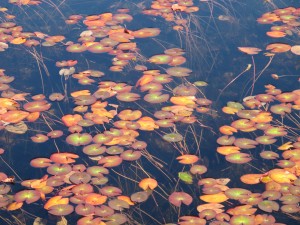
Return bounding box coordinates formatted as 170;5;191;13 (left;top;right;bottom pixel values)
5;121;28;134
169;191;192;207
178;172;193;184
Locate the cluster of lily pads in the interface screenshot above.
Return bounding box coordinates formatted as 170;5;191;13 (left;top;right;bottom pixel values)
0;0;299;225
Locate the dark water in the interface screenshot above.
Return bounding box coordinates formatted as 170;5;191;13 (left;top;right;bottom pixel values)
0;0;300;224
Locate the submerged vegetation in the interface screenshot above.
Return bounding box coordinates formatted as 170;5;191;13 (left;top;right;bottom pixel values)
0;0;300;224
